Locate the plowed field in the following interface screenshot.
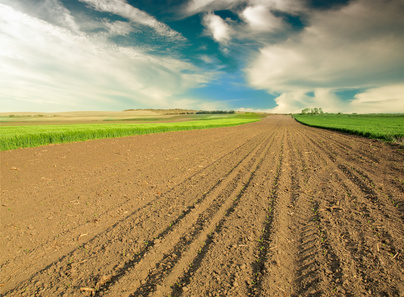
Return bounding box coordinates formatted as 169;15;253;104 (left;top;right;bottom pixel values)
1;115;403;296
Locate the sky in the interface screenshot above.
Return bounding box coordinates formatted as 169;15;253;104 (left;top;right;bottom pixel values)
1;0;404;113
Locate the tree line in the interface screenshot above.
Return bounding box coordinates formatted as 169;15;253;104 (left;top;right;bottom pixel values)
196;110;236;114
300;108;324;115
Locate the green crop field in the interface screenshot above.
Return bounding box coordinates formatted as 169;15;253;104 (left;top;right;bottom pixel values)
0;113;263;151
293;114;404;143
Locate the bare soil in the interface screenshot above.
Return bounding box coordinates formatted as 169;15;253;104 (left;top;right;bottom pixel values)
1;115;403;297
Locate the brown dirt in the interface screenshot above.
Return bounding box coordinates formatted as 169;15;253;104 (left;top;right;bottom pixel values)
1;115;403;297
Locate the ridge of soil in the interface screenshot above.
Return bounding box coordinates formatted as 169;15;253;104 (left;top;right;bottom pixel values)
1;115;403;296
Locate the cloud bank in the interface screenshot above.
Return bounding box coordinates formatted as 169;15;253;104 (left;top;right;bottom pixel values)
245;0;404;113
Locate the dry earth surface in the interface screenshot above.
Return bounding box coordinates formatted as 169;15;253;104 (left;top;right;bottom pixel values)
1;115;403;296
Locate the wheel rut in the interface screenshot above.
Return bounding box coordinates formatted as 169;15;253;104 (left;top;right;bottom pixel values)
105;129;277;296
299;125;404;295
4;127;271;296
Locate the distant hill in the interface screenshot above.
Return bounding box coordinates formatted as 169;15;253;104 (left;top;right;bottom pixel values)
123;108;197;115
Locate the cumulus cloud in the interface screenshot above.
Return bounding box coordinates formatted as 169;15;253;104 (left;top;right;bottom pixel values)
261;89;346;114
0;3;211;111
78;0;185;41
350;84;404;113
241;5;283;32
202;13;232;44
245;0;404;113
182;0;299;48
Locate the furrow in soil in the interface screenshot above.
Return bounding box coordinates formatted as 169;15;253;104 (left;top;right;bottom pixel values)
104;127;277;296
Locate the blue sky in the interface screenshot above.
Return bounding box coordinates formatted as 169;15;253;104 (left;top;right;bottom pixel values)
1;0;403;113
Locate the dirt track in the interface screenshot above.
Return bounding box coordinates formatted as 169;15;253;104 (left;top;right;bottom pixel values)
1;115;403;296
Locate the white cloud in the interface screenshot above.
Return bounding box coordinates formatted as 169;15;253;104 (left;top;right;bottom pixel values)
182;0;303;17
350;84;404;113
199;55;214;64
241;5;283;32
1;0;81;32
245;0;404;112
78;0;184;41
251;0;304;14
202;13;232;45
0;3;212;112
259;85;404;114
182;0;243;16
182;0;298;49
264;89;345;114
105;20;133;36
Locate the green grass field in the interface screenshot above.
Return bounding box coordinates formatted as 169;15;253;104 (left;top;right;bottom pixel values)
293;114;404;143
0;113;263;151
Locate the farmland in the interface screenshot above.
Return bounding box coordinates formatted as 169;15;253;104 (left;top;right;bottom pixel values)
293;113;404;143
0;112;262;151
1;115;403;296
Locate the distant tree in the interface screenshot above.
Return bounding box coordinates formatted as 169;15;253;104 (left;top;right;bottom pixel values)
301;107;324;115
196;110;235;114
